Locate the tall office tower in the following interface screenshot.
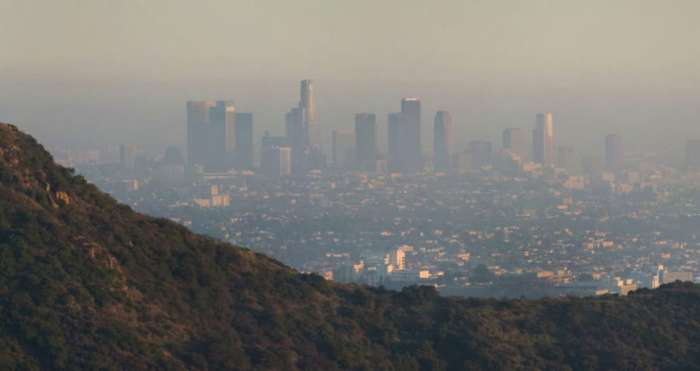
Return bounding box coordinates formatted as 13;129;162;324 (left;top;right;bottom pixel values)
119;144;137;171
605;134;624;171
468;140;492;169
532;112;554;166
261;146;292;177
235;113;254;169
355;113;377;172
686;139;700;169
260;132;291;177
285;107;307;174
332;129;355;170
301;80;326;171
282;79;323;175
387;112;402;173
400;97;422;173
502;128;527;160
278;147;292;176
186;101;215;168
300;80;318;146
208;101;237;170
433;111;453;172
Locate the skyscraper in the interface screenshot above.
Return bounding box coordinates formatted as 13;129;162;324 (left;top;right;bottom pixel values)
533;112;554;166
502;128;527;161
261;146;291;178
387;112;402;173
279;147;292;176
284;79;325;174
261;132;291;177
355;113;377;172
605;134;624;171
186;100;215;168
208;101;236;170
285;106;306;174
400;98;422;173
187;100;254;172
235;113;254;170
300;80;318;146
433;111;453;172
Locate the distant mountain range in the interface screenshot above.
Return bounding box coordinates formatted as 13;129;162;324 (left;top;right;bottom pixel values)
1;121;700;370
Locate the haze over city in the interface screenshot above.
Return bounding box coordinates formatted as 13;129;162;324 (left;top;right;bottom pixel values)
7;1;700;369
2;0;700;160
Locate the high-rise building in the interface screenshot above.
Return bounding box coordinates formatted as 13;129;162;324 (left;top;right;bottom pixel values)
301;80;326;171
208;101;236;170
284;79;325;174
260;132;291;177
186;101;215;168
235;113;254;169
502;128;527;161
355;113;377;172
386;99;422;173
332;129;355;170
279;147;292;176
433;111;453;172
400;98;422;173
387;112;402;173
686;139;700;169
285;106;307;174
300;80;318;146
469;140;492;168
605;134;623;171
261;132;287;150
261;146;292;178
185;100;238;171
533;112;554;166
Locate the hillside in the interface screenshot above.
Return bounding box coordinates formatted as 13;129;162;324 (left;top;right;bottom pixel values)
2;121;700;370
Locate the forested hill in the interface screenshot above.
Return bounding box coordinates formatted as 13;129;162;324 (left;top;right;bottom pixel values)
1;121;700;370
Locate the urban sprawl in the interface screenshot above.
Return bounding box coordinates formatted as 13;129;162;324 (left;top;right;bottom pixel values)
58;80;700;298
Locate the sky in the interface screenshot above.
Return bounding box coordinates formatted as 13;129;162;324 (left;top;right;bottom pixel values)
1;0;700;160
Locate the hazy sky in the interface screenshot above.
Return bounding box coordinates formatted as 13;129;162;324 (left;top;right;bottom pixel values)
2;0;700;159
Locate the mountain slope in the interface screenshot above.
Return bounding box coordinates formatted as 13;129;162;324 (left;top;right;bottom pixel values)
2;122;700;370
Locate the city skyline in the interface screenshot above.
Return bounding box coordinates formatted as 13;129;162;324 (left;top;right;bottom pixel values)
22;73;700;171
183;81;683;176
3;1;700;159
